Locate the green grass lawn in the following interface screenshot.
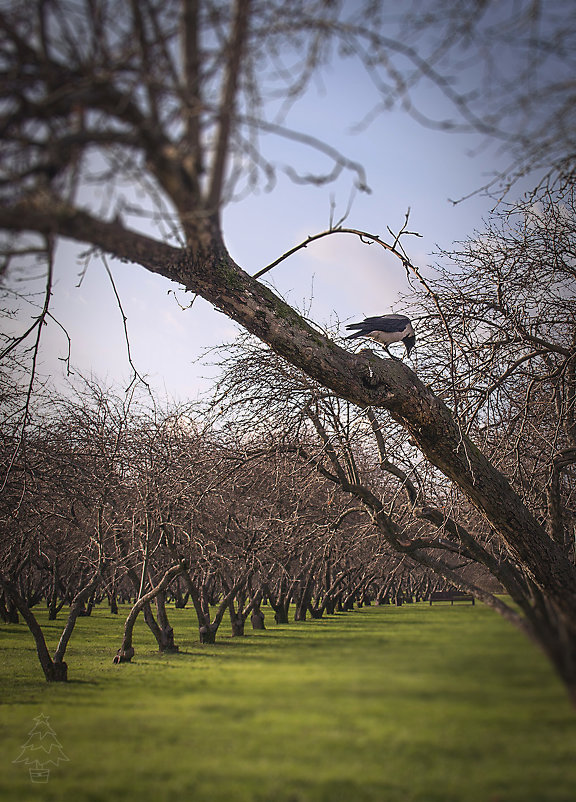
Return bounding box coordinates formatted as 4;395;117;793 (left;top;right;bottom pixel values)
1;601;575;802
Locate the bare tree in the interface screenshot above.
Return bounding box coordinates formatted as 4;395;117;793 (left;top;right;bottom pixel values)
212;328;576;696
0;377;145;678
402;187;576;690
113;562;186;664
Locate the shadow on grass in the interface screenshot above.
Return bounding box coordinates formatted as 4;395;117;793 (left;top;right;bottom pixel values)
0;625;31;637
252;777;405;802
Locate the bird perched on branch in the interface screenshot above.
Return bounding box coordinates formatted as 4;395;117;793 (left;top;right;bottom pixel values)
344;314;415;358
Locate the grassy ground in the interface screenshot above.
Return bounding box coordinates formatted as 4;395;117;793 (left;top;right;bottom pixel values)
1;601;575;802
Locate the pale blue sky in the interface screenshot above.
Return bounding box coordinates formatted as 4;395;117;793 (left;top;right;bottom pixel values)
35;56;508;402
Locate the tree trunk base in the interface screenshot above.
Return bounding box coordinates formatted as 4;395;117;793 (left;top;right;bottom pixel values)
199;626;217;643
159;626;178;652
113;646;135;663
251;610;265;629
231;618;245;636
47;661;68;682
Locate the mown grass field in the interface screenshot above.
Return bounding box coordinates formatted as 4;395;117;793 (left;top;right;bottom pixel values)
1;601;575;802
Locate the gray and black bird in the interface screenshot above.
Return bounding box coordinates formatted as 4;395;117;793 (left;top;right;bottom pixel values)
344;314;415;358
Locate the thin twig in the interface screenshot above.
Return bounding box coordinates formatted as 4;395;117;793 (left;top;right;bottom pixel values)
101;254;152;395
252;225;421;281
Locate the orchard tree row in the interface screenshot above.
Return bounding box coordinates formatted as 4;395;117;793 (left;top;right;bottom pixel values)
0;378;444;681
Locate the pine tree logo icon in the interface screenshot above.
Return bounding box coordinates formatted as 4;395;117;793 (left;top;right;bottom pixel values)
13;714;70;783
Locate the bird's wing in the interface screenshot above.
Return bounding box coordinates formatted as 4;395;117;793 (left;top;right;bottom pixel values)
346;315;411;333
